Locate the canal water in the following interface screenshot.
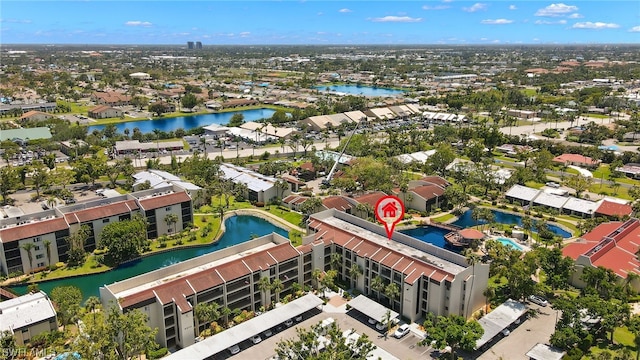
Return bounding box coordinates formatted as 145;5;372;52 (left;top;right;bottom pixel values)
314;84;406;97
88;108;276;134
10;216;288;300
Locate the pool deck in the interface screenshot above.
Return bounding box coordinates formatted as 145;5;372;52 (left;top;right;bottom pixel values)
492;236;531;252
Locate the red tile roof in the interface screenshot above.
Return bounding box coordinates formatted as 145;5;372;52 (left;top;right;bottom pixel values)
410;184;445;201
595;200;633;217
552;153;600;166
322;196;354;212
353;192;386;207
138;192;191;210
65;200;139;224
420;176;449;187
0;218;68;243
309;216;453;285
458;229;485;240
563;219;640;279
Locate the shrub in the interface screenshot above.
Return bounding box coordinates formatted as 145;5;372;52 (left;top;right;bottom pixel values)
147;348;169;360
255;201;265;207
174;239;184;246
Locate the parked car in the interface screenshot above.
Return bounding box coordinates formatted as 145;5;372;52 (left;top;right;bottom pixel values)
367;318;377;325
228;344;240;355
375;322;387;331
295;314;303;322
251;335;262;344
501;329;511;336
545;182;560;188
393;324;411;338
284;318;294;327
263;329;273;337
528;295;549;307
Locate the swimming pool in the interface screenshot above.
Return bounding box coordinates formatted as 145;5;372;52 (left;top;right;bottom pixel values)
496;237;524;251
452;209;572;238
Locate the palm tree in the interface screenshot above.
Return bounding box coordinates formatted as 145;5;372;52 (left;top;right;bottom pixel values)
521;216;534;244
312;268;323;290
483;287;496;312
463;248;481;318
349;263;363;289
84;296;101;322
329;253;342;272
258;277;272;307
43;239;52;267
195;301;220;332
371;276;385;301
271;278;284;303
21;242;35;273
384;283;400;311
164;213;179;235
220;306;232;327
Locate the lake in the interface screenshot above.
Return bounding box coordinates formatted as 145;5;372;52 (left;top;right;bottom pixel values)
88;108;276;134
10;215;288;300
314;84;406;97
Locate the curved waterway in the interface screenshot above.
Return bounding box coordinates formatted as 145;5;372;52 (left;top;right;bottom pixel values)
10;216;288;300
88;108;276;134
314;84;406;97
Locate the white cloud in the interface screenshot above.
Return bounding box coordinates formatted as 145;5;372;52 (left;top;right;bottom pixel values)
422;5;450;10
535;19;567;25
481;18;513;24
463;3;487;12
370;16;423;23
239;32;250;37
442;0;453;2
630;26;640;32
509;5;517;10
572;22;620;29
125;21;152;27
535;3;578;17
339;8;352;13
568;13;583;19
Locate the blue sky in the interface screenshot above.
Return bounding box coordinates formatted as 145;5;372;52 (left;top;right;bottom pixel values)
2;1;639;45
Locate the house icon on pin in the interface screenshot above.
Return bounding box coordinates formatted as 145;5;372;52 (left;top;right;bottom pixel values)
382;202;397;218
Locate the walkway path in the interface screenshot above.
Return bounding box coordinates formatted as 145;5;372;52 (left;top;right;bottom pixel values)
568;165;593;178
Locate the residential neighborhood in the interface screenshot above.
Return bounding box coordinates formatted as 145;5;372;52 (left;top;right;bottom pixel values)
0;39;640;360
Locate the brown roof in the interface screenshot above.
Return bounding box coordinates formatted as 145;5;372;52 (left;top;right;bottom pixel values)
20;110;51;119
420;176;449;187
89;105;116;114
0;218;68;243
322;196;354;212
138;192;191;210
552;153;600;166
410;184;446;201
353;192;386;207
65;199;139;224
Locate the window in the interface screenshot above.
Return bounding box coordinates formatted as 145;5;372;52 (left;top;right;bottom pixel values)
34;246;40;251
165;206;172;211
36;254;44;259
33;237;41;243
37;262;45;267
102;219;110;223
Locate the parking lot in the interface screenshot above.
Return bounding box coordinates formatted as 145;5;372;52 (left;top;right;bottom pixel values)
226;308;439;360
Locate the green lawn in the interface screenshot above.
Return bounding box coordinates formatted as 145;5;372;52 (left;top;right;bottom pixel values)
431;213;455;223
593;165;640;186
264;205;303;227
32;255;109;282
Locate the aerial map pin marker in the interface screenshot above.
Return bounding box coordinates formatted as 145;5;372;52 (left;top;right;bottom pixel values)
375;195;405;241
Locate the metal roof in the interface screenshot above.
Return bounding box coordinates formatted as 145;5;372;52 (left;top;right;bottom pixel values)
165;293;323;360
0;127;52;141
347;295;399;324
0;291;57;332
219;163;277;192
532;192;569;209
475;299;527;349
505;184;541;202
525;343;565;360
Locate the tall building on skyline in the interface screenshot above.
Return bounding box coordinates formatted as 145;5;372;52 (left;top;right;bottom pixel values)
187;41;194;49
195;41;202;49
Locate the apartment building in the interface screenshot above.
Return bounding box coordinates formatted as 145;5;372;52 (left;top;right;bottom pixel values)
100;210;488;351
0;186;193;275
0;291;58;346
100;233;309;349
304;210;489;323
